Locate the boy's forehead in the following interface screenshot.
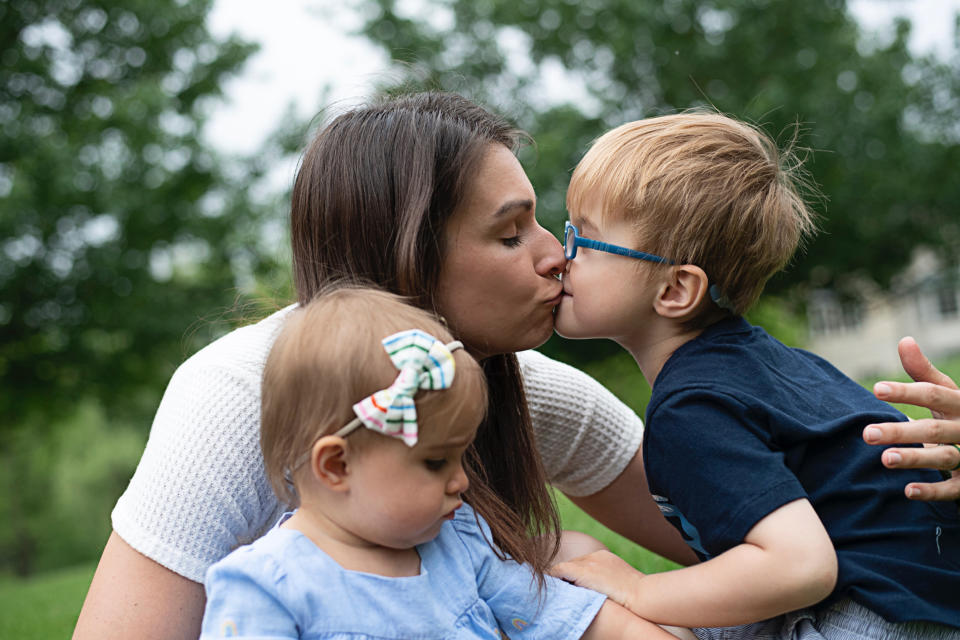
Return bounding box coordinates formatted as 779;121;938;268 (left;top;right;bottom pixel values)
571;192;629;228
569;190;603;221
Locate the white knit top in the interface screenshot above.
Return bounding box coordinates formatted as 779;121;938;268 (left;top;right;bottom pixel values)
112;306;644;583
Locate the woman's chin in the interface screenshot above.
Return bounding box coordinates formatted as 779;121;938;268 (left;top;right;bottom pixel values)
506;317;557;354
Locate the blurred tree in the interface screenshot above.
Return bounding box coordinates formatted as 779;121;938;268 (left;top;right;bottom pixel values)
0;0;295;574
355;0;960;312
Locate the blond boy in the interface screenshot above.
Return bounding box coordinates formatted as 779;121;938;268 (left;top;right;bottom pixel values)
552;113;960;639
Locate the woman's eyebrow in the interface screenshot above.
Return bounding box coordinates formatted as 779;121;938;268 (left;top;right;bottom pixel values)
493;199;534;217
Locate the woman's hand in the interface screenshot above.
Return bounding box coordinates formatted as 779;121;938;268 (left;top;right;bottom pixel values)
864;337;960;501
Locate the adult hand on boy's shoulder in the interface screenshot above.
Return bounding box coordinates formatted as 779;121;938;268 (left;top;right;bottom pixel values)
549;550;646;610
864;336;960;501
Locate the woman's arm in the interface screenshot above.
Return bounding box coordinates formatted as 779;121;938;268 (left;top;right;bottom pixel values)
552;498;837;628
567;449;699;566
863;337;960;501
517;350;697;566
73;532;205;640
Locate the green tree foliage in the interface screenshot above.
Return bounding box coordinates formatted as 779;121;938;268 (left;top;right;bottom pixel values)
0;0;275;429
356;0;960;299
0;0;296;574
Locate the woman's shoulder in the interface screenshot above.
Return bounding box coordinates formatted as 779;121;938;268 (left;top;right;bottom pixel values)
517;349;629;407
517;349;644;497
177;304;296;385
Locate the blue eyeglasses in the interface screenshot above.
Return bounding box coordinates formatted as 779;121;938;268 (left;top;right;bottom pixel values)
563;221;673;264
564;221;736;312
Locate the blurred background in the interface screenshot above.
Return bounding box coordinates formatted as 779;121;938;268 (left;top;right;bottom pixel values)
2;0;960;630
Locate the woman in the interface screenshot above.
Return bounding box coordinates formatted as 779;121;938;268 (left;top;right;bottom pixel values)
73;93;960;640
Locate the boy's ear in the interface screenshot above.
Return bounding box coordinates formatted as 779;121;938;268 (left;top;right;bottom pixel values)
308;436;351;491
654;264;710;319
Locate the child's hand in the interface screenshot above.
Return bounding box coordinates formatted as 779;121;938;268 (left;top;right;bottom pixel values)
549;550;646;609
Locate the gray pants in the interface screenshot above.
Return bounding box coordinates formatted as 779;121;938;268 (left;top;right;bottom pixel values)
693;599;960;640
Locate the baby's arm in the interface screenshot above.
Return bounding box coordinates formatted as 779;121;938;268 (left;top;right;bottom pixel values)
552;498;837;628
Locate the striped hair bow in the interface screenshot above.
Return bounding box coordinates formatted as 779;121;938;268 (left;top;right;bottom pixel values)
336;329;463;447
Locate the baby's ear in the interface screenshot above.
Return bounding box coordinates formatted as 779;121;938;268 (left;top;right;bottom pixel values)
654;264;710;319
309;436;351;491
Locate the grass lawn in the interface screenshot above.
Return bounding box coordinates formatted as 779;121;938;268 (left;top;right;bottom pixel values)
0;563;94;639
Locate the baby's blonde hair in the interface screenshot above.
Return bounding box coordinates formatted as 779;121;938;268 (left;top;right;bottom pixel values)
261;285;487;505
567;111;817;315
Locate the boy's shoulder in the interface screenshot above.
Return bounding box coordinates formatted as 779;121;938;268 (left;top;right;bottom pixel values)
655;317;810;401
651;315;902;425
657;316;771;386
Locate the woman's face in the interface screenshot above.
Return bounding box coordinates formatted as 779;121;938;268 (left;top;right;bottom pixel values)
437;145;565;359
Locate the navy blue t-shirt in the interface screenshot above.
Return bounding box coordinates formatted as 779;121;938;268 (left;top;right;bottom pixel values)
644;316;960;628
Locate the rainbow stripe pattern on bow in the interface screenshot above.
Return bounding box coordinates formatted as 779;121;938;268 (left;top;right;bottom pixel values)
351;329;458;446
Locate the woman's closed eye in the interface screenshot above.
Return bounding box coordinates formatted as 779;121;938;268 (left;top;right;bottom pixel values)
501;234;522;248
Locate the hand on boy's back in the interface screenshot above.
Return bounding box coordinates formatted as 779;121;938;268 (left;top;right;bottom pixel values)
864;337;960;501
549;550;646;609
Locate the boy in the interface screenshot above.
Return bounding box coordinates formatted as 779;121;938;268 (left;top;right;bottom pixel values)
552;112;960;638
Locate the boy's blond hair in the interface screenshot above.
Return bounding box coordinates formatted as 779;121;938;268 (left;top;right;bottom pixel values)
261;285;487;505
567;111;817;315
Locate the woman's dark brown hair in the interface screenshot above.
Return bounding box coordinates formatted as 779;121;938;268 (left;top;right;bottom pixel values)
290;92;560;578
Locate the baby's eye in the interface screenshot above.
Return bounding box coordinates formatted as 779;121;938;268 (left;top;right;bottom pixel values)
424;458;447;471
501;235;522;248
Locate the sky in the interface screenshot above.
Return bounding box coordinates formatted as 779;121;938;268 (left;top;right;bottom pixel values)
204;0;960;158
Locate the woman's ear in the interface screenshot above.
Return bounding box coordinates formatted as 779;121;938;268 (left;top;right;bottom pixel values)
309;436;351;491
654;264;710;319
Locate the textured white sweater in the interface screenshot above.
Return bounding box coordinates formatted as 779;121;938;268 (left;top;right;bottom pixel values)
112;306;644;582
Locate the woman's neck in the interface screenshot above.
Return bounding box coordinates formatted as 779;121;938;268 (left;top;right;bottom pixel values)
282;506;421;577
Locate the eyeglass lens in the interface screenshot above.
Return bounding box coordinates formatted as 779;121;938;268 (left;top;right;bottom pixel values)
564;224;576;259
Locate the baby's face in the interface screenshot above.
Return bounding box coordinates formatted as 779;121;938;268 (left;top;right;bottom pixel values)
342;399;482;550
556;200;665;346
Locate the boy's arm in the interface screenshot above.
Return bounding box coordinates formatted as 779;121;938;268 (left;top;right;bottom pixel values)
581;600;687;640
567;449;700;566
551;498;837;628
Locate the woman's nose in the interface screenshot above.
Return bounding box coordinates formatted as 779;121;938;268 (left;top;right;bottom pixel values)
534;224;566;277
